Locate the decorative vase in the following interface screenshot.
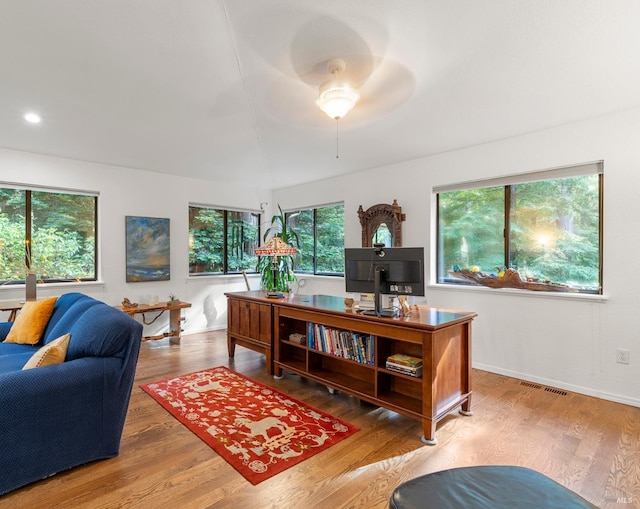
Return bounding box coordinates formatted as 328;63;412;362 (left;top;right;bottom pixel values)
25;273;37;301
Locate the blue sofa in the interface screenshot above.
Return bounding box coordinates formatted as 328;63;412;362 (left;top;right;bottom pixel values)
0;292;143;495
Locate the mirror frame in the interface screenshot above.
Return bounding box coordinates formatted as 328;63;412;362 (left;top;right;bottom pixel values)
357;199;406;247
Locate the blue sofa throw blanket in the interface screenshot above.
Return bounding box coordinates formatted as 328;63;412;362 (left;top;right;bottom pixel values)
0;292;143;495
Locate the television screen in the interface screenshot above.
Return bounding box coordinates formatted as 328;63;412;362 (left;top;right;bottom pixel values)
344;246;425;298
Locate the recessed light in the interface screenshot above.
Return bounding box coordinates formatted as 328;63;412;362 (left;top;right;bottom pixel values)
24;112;42;124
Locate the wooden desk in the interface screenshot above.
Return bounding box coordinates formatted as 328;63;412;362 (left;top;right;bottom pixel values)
226;292;274;374
0;300;24;322
225;291;477;444
115;301;191;344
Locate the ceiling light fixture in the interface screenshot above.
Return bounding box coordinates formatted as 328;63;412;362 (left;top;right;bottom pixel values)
24;112;42;124
316;58;359;158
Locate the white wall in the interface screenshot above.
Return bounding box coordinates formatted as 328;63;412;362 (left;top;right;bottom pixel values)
2;107;638;407
0;147;270;337
273;107;640;407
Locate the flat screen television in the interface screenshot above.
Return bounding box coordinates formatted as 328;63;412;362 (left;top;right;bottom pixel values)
344;246;425;317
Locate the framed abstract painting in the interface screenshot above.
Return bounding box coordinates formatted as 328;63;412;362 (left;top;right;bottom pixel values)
125;216;170;282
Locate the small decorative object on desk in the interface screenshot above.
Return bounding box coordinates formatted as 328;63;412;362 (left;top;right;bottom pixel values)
344;297;354;309
448;267;578;292
386;353;423;377
288;333;306;344
122;297;138;308
168;294;180;304
398;295;410;316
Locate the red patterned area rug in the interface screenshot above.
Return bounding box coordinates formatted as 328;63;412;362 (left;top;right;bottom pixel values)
140;366;359;484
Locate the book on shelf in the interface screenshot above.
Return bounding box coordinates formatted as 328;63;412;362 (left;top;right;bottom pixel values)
385;361;423;377
386;353;422;368
306;323;374;365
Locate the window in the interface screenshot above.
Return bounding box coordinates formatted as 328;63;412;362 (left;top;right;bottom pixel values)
286;203;345;275
0;186;97;283
437;162;603;294
188;205;260;275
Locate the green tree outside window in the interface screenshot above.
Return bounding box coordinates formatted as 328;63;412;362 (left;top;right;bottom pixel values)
286;203;344;275
0;187;96;283
189;206;259;275
437;173;601;293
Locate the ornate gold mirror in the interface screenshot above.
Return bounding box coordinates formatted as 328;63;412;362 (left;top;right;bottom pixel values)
357;199;406;247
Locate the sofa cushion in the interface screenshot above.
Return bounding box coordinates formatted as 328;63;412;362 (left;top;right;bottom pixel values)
65;305;136;360
41;293;93;345
38;294;136;360
22;333;70;370
3;297;57;345
0;350;35;374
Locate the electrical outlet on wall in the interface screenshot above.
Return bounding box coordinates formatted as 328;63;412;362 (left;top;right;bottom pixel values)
616;348;630;364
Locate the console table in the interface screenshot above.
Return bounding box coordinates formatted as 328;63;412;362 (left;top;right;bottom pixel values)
0;300;24;322
226;291;476;444
115;300;191;343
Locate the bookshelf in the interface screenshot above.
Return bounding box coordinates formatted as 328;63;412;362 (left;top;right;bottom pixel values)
270;293;476;445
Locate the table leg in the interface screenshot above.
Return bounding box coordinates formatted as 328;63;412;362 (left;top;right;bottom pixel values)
169;308;182;345
460;394;473;415
227;335;236;357
421;418;438;446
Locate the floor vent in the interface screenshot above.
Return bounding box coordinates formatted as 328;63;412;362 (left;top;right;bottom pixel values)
520;381;542;389
544;387;568;396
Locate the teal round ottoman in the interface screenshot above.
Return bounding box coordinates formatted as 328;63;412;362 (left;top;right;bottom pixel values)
389;466;598;509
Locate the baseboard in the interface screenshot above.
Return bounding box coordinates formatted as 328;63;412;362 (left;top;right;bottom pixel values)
473;362;640;409
182;324;226;335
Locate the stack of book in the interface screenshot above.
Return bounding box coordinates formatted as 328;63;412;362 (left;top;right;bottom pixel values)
306;323;374;365
386;353;423;377
288;333;306;344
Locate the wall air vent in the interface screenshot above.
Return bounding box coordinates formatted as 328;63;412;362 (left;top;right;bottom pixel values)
544;387;568;396
520;381;567;395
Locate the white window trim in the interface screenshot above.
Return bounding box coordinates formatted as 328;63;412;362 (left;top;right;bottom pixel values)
433;160;603;193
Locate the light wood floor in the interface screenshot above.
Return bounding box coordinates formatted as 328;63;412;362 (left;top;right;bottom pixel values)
2;331;639;509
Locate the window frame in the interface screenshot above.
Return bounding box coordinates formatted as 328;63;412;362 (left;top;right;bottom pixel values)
285;202;345;277
188;204;261;276
435;162;603;295
0;184;98;284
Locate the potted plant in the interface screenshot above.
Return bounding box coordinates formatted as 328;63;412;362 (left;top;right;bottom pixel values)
256;205;299;293
1;240;39;301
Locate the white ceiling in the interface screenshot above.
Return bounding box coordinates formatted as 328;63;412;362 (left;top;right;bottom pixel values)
2;1;640;190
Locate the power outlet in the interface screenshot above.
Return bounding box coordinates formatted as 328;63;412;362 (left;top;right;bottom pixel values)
616;348;630;364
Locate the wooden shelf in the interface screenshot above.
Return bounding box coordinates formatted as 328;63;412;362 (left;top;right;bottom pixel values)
308;368;375;398
282;339;307;350
276;357;306;374
378;366;423;381
308;347;374;367
275;308;475;443
227;291;476;443
376;391;422;416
